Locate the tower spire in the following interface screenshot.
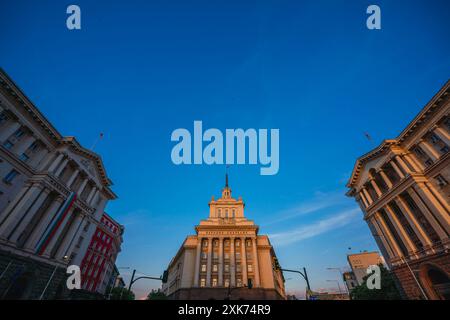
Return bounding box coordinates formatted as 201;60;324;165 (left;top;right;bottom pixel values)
225;173;228;187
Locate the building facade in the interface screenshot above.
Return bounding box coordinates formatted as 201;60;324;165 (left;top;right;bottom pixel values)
162;176;286;300
80;212;123;294
0;69;118;299
346;80;450;300
347;251;384;286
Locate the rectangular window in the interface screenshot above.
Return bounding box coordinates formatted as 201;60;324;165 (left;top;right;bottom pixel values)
0;112;8;123
201;264;207;272
19;153;29;162
213;264;218;272
200;278;206;287
248;264;253;272
237;278;242;287
435;174;448;188
224;279;230;287
247;240;252;247
14;128;25;138
28;141;39;152
224;253;229;260
3;140;13;149
3;169;19;184
224;264;229;272
212;278;218;287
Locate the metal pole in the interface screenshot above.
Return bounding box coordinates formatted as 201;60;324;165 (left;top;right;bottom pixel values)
128;269;136;291
39;264;58;300
401;257;428;300
0;261;12;282
303;267;311;291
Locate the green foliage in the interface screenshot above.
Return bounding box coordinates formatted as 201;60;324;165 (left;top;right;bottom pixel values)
350;264;402;300
147;289;168;300
107;287;135;300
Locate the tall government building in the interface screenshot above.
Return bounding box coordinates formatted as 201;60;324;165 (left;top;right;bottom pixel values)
162;176;286;299
0;69;121;299
346;80;450;300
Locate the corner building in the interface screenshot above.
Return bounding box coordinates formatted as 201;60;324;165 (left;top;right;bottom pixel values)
162;176;286;300
346;80;450;300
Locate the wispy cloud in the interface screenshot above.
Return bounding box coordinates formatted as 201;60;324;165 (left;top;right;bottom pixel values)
269;208;360;246
263;190;350;227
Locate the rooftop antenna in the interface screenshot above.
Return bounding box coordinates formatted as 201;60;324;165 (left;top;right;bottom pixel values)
225;164;231;187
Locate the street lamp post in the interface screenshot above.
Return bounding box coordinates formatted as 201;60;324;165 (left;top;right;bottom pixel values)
326;279;342;294
327;267;349;294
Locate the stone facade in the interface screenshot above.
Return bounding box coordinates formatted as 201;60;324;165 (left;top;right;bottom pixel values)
346;80;450;300
162;176;286;300
0;68;118;299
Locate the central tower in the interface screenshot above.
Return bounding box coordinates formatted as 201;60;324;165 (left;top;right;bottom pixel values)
162;175;286;300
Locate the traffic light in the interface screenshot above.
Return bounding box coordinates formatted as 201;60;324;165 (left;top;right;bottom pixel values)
162;270;168;283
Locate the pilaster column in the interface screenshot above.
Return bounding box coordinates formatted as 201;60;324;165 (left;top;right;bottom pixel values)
193;237;202;287
433;126;450;146
24;196;65;251
218;237;224;286
230;237;236;286
369;178;382;197
240;237;248;287
206;237;212;287
67;169;79;188
374;211;403;258
90;189;101;207
362;187;373;205
252;237;260;287
37;151;55;171
418;140;440;161
48;153;64;172
390;160;405;179
384;205;417;257
394;195;434;249
379;170;393;189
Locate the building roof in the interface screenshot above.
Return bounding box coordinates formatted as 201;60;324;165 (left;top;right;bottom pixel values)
0;68;116;193
346;79;450;189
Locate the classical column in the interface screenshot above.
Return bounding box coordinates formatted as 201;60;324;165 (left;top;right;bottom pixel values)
433;126;450;146
394;155;411;174
37;151;55;171
368;216;395;260
218;237;224;286
408;185;449;237
252;237;260;287
206;237;212;287
55;213;85;260
193;237;202;287
77;178;89;195
240;237;248;287
418;140;440;161
369;178;382;197
0;184;43;239
390;160;405;179
384;205;417;256
54;157;69;177
0;184;30;223
86;187;97;204
67;169;79;188
373;211;403;258
24;196;65;251
394;195;434;249
7;188;51;243
47;153;64;173
359;192;369;208
403;153;423;172
379;170;393;189
0;121;20;142
362;187;373;205
230;237;236;286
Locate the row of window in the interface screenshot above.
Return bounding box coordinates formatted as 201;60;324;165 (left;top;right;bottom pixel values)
215;208;236;218
200;263;253;273
202;239;253;247
200;277;251;288
201;251;252;260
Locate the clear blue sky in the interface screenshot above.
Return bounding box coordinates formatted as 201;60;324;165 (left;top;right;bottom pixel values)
1;0;449;299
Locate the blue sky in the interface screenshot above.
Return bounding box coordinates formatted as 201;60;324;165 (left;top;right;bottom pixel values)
1;0;449;299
